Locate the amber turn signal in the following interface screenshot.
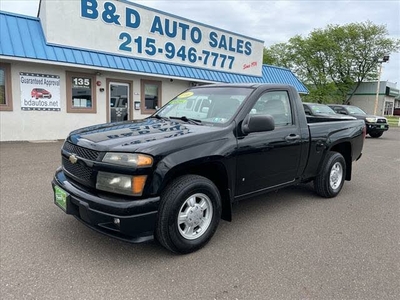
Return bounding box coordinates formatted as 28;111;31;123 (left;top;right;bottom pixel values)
132;175;147;196
137;155;153;167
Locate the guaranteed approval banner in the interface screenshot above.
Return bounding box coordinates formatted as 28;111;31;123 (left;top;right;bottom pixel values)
20;73;61;111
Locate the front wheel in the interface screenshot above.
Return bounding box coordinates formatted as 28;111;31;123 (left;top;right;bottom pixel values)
314;151;346;198
156;175;221;254
369;131;383;138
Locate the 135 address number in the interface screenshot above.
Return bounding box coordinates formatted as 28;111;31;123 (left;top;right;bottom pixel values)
72;77;91;87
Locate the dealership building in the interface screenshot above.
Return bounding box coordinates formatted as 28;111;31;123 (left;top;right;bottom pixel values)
0;0;307;142
347;81;400;116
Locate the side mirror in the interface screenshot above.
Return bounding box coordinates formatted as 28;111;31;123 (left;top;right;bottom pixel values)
242;114;275;135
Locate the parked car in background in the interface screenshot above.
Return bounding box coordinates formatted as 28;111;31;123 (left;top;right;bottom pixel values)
328;104;389;138
31;88;52;99
303;103;356;123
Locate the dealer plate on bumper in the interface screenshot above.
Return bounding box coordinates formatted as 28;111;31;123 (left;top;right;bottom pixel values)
54;185;68;212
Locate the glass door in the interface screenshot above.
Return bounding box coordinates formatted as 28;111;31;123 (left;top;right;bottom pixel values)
109;83;129;122
384;101;393;116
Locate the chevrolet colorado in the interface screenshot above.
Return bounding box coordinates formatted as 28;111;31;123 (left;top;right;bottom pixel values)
52;84;365;253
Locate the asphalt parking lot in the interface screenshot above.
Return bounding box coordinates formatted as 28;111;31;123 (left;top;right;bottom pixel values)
1;128;399;300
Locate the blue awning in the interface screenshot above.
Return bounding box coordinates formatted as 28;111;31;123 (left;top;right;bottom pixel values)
0;11;308;93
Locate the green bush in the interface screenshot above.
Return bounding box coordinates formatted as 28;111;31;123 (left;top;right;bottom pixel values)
386;116;399;127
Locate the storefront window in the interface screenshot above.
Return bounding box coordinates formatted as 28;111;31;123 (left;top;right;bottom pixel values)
66;72;96;113
0;63;13;111
141;80;161;114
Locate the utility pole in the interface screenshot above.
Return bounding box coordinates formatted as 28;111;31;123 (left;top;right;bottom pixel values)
373;55;390;115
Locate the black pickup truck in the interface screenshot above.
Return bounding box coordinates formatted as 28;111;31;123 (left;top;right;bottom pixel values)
52;84;365;254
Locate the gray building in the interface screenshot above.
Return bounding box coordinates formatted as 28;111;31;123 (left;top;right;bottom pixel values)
348;81;399;116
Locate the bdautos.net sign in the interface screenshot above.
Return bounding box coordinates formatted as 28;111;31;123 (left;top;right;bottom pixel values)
39;0;264;76
20;73;61;111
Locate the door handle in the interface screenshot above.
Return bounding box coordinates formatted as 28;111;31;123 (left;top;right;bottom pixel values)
285;134;300;142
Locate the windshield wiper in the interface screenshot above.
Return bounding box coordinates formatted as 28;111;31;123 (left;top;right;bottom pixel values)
170;116;203;125
152;114;170;121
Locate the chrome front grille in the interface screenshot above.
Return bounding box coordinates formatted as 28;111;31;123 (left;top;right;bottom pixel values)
377;118;387;124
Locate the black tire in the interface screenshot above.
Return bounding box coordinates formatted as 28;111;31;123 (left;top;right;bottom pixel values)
314;151;346;198
369;131;383;138
156;175;222;254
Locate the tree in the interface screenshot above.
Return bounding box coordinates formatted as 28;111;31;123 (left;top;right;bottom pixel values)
264;21;400;103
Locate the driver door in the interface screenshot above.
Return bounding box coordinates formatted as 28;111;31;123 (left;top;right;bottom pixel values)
236;90;302;196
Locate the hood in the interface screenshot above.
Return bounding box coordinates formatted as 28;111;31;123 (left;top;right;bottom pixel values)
363;114;386;120
350;113;387;120
67;118;228;155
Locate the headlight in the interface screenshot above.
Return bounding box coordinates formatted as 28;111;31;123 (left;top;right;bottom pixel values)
365;117;377;123
96;171;147;196
102;153;153;168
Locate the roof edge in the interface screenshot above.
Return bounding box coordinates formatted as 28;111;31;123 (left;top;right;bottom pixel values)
0;55;217;83
0;10;39;20
262;64;292;72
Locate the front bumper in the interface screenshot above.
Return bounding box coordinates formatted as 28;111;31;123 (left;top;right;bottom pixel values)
52;168;160;243
366;123;389;133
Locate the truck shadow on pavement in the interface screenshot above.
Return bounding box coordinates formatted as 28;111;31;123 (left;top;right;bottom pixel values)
50;183;334;262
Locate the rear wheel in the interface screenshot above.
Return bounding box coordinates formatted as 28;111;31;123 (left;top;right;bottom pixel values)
369;131;383;138
314;151;346;198
156;175;221;254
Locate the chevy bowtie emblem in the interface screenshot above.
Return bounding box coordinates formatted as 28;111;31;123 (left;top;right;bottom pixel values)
69;154;78;164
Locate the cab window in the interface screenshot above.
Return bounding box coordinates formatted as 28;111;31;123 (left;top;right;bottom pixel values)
251;91;293;126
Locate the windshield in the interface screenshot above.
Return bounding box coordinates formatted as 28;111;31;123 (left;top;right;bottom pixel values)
347;106;366;115
310;104;336;115
155;86;253;124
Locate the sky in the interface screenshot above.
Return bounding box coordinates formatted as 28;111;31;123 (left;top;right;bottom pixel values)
1;0;399;85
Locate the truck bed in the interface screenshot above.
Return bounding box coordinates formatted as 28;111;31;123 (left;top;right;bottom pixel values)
302;119;365;181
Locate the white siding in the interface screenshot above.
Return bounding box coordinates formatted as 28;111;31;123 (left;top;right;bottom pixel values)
0;61;189;141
